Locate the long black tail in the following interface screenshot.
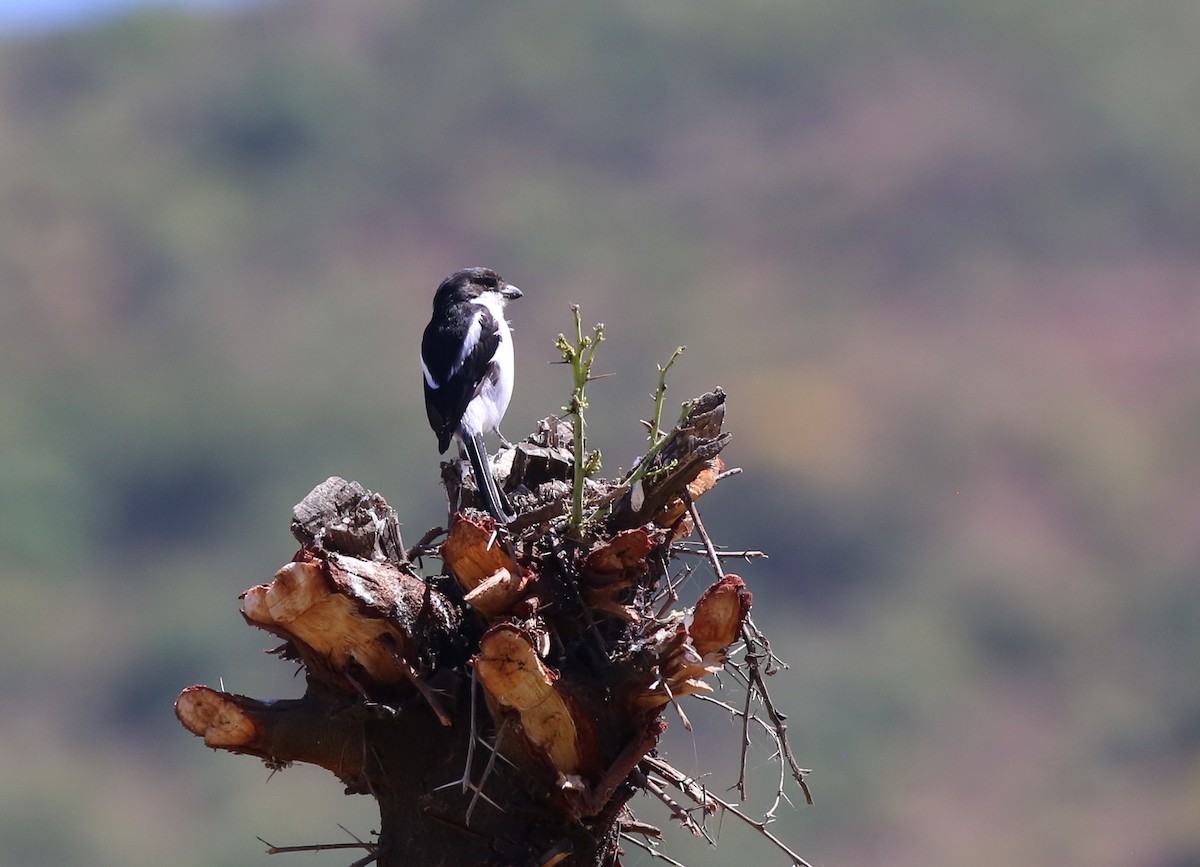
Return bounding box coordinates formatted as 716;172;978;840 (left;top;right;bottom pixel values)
462;430;514;523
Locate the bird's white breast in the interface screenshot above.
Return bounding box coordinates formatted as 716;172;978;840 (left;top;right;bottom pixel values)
462;293;514;436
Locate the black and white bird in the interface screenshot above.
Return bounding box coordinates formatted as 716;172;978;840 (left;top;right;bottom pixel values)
421;267;522;522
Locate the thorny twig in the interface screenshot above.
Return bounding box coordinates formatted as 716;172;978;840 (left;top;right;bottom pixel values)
737;623;813;805
629;767;707;839
434;669;482;796
257;836;374;857
433;677;512;823
654;561;694;620
619;833;689;867
670;543;768;563
685;496;725;581
405;526;446;563
737;659;755;800
383;636;451;726
466;717;510;824
618;813;664;839
257;839;370;855
705;791;816;867
641;756;715;816
694;694;793;819
684;496;813;805
636;761;816;867
638;751;814;867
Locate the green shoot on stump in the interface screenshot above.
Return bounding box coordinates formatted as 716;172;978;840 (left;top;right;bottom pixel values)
649;345;686;447
555;305;605;538
583;346;691;526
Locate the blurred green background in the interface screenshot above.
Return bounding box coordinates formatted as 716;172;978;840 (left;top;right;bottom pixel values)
2;1;1199;865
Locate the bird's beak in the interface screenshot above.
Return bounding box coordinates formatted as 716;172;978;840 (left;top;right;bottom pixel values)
501;284;523;300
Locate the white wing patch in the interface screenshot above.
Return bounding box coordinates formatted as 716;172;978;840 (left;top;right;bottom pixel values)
453;308;485;378
421;358;439;389
422;307;485;390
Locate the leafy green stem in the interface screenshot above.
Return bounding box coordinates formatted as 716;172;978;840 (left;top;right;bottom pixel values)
585;347;691;524
555;305;605;537
649;346;685;447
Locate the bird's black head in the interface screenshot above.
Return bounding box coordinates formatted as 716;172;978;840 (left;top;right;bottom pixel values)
433;267;522;309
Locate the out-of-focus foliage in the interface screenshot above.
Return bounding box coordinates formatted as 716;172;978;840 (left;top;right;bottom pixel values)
1;1;1198;865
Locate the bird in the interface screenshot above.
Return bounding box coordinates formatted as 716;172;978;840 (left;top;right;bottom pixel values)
421;267;522;523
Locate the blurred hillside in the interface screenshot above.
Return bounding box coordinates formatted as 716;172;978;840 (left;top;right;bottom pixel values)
1;1;1199;865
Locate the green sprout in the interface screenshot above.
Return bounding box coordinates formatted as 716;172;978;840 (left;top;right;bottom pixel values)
584;346;690;525
555;305;605;538
648;345;686;447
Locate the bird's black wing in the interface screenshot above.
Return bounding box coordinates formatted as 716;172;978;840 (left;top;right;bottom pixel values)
421;305;503;453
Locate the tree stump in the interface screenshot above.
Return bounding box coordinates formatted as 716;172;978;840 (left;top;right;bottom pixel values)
176;390;810;866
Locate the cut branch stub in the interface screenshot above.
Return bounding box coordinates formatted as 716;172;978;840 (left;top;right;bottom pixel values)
580;527;658;620
475;623;601;782
174;687;370;791
582;528;656;579
441;511;520;592
241;548;460;694
633;573;752;712
509;427;574;490
689;573;753;657
463;566;532;620
441;511;533;620
176;685;261;749
291;476;406;563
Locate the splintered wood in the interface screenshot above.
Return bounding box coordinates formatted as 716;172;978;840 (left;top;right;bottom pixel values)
443;512;532;619
240;551;455;692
